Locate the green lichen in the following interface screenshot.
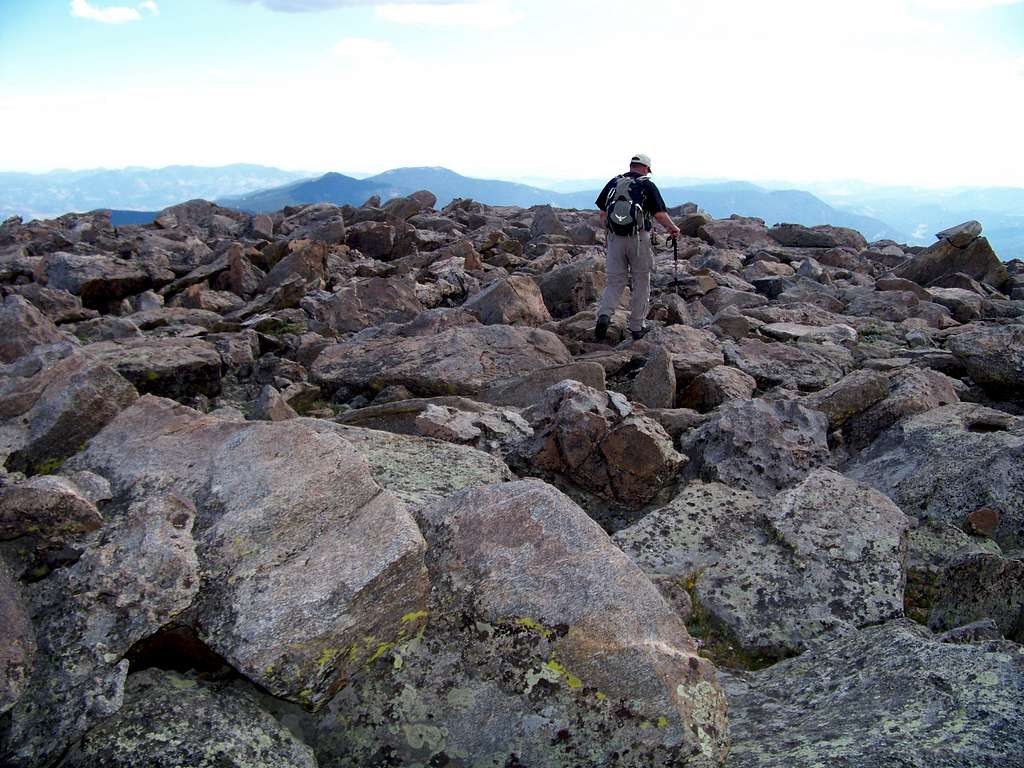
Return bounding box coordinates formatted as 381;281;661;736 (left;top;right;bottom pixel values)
508;616;554;639
401;610;430;625
683;575;776;671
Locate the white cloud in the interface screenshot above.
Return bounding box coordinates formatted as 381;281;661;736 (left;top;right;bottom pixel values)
139;1;160;15
376;1;524;29
69;0;143;23
233;0;459;11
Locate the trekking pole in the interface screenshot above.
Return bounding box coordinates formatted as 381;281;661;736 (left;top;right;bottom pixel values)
671;235;678;292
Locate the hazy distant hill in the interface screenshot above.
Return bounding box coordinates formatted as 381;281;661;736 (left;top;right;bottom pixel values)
219;167;572;211
221;167;906;242
0;164;313;221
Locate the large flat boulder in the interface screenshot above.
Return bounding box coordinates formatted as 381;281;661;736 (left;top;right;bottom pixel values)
42;251;162;307
312;480;729;768
723;338;852;392
461;274;552;326
301;277;424;335
724;620;1024;768
681;397;831;497
82;337;223;399
946;323;1024;398
311;312;572;398
615;470;909;659
64;396;430;711
892;234;1008;289
845;403;1024;549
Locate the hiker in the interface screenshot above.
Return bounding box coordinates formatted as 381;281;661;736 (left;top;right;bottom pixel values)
594;153;681;341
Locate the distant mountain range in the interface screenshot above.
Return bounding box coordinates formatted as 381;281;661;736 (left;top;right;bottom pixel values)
3;164;1021;259
220;167;907;243
0;164;312;222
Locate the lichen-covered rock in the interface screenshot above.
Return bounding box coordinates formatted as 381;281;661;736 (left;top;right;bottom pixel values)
336;396;531;458
946;323;1024;398
0;295;67;363
82;336;223;399
928;552;1024;643
723;338;852;392
312;313;572;398
681;397;831;497
515;380;685;508
615;470;909;658
640;325;725;381
313;479;729;768
0;494;200;768
1;345;139;474
845;403;1024;549
0;559;34;716
63;396;430;711
58;669;318;768
723;620;1024;768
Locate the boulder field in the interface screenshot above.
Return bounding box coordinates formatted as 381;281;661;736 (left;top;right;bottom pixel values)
1;200;1023;767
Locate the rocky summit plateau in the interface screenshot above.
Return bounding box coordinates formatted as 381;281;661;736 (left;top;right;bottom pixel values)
1;194;1023;768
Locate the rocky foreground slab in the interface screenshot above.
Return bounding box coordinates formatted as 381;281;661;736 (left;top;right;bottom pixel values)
1;199;1022;766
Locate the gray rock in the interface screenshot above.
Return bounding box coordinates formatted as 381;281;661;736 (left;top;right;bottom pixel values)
641;324;725;381
724;620;1024;768
312;314;572;398
302;278;424;335
59;669;318;768
723;338;852;392
846;403;1024;549
0;295;68;364
260;240;327;293
0;473;102;542
928;552;1024;642
927;286;983;322
252;384;298;421
936;219;982;248
461;275;552;326
82;337;223;399
529;204;567;238
42;251;161;307
677;364;757;412
892;235;1008;289
946;323;1024;397
280;203;347;245
1;494;200;768
768;223;868;250
64;396;430;711
1;347;139;474
802;369;890;431
336;396;531;457
312;420;514;511
681;397;831;497
937;618;1004;644
843;365;959;449
10;284;95;324
515;381;685;508
616;470;909;657
534;256;607;316
313;479;729;768
0;559;34;716
477;362;607;408
699;217;774;250
701;287;768;315
68;315;143;343
631;345;676;408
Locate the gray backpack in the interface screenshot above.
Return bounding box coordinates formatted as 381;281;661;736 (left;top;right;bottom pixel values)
605;174;648;236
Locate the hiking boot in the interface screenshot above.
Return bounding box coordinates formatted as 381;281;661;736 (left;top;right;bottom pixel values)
631;326;649;341
594;315;610;341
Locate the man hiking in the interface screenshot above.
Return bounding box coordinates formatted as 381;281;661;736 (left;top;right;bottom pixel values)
594;153;681;341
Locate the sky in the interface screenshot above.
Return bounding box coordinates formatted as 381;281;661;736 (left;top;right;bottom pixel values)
1;0;1023;187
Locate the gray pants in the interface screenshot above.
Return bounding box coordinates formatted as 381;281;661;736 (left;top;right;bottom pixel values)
597;230;653;333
